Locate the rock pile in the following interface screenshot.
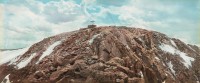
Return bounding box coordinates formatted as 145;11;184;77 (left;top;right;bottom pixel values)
0;26;200;83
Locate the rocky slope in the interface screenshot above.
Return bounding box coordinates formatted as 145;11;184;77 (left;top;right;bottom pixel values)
0;26;200;83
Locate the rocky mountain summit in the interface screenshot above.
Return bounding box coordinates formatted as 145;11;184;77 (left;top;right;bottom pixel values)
0;26;200;83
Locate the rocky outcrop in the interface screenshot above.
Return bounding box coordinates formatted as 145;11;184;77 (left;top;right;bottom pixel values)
0;26;200;83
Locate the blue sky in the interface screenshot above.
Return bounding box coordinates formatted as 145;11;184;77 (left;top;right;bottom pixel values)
0;0;200;49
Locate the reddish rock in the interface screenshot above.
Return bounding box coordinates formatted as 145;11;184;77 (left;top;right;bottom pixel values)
0;26;200;83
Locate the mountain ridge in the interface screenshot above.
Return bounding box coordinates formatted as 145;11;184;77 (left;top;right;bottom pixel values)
0;26;200;83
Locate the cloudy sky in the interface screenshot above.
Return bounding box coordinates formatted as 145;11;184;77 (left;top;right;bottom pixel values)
0;0;200;49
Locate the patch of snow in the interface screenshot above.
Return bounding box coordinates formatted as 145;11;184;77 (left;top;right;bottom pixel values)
36;41;61;64
159;43;194;68
176;51;194;68
170;40;177;47
138;38;144;42
126;45;130;49
16;53;36;69
162;81;165;83
86;47;90;50
1;74;10;83
165;73;168;76
155;57;160;61
36;70;40;72
162;62;166;66
188;45;196;52
139;71;144;78
167;61;175;75
194;75;199;83
116;79;121;82
88;34;101;45
159;44;176;54
0;46;30;65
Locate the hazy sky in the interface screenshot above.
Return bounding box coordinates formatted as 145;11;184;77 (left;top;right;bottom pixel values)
0;0;200;49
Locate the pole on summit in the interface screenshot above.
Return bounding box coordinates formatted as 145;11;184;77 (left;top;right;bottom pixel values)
88;20;96;28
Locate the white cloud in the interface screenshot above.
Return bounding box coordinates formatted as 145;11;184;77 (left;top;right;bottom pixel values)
0;4;3;48
43;0;84;24
81;0;97;21
83;0;96;5
105;4;152;29
2;0;88;49
96;0;129;6
1;0;199;49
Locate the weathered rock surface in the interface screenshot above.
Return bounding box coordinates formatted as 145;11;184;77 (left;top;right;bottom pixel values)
0;26;200;83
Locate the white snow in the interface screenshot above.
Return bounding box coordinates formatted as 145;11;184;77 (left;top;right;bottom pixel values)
188;45;196;52
139;71;144;78
138;38;144;42
167;61;175;75
165;73;168;76
159;44;176;54
155;57;160;61
170;40;177;47
88;34;101;45
0;46;30;65
1;74;10;83
195;75;199;83
16;53;36;69
36;41;61;64
116;79;121;82
126;45;130;49
177;51;194;68
159;43;194;68
162;62;166;66
162;81;165;83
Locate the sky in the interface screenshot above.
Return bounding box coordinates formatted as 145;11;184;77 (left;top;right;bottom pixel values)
0;0;200;49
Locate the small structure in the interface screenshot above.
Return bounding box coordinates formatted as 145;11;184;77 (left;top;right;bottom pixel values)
88;20;97;28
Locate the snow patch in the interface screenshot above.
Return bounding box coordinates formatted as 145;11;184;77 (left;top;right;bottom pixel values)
159;43;194;68
126;45;130;49
0;46;30;65
162;81;165;83
155;57;160;61
139;71;144;78
170;40;177;47
16;53;36;69
159;44;176;54
177;51;194;68
138;38;144;42
188;45;196;52
162;62;166;66
116;79;121;82
88;34;101;45
165;73;168;76
195;75;199;83
36;41;61;64
1;74;10;83
167;61;175;75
